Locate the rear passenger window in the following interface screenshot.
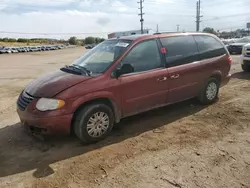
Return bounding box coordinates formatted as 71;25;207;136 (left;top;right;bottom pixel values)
194;35;226;59
160;36;199;67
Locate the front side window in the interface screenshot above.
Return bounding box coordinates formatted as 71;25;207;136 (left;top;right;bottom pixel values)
120;39;163;73
160;36;199;67
71;39;132;75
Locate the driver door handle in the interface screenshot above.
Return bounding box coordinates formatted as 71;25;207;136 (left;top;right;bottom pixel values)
157;77;167;82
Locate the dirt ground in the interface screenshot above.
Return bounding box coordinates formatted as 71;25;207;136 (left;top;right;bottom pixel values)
0;48;249;188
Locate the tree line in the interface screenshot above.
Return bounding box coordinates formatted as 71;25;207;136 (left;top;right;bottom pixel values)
0;38;62;43
203;27;250;38
1;28;248;46
0;36;106;46
68;36;105;45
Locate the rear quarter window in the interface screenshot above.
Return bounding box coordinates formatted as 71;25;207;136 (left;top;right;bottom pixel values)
160;36;199;67
194;35;227;59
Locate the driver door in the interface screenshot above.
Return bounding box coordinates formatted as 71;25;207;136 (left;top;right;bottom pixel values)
117;39;169;117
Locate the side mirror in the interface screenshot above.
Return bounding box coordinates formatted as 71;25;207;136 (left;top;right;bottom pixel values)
114;64;134;78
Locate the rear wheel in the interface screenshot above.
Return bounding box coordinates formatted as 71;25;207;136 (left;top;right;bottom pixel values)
199;78;219;105
242;64;250;72
74;103;114;144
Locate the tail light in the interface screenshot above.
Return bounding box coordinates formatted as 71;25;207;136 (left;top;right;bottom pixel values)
228;56;232;65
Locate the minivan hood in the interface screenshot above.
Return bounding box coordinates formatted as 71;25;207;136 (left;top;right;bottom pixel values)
25;70;91;98
244;43;250;47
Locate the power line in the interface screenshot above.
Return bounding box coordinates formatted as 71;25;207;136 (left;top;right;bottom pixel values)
0;31;111;35
204;19;248;25
138;0;145;34
203;12;250;22
202;0;249;7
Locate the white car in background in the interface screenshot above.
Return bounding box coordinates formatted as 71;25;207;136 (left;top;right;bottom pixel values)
29;46;38;52
0;47;12;54
11;47;19;53
241;43;250;72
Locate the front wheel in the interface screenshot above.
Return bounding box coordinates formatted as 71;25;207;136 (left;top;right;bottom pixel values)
242;64;250;72
199;78;219;105
74;103;114;144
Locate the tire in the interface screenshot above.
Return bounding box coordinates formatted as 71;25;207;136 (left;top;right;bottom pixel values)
242;64;250;72
73;103;114;144
198;78;219;105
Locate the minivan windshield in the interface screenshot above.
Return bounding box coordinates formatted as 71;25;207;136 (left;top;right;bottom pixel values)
72;39;132;75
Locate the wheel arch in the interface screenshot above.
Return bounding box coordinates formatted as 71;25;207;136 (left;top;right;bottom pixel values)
210;70;222;85
71;97;121;134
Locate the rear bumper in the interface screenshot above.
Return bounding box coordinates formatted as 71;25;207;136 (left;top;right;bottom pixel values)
17;108;73;135
221;74;231;87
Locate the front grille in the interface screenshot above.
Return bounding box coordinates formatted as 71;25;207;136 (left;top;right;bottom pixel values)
231;46;241;49
17;92;34;111
244;60;250;64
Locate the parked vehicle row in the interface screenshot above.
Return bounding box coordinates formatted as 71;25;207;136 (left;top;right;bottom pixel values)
17;32;232;144
221;37;250;71
0;45;68;54
222;37;250;55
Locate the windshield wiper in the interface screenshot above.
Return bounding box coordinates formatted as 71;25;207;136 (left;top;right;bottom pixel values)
60;65;82;75
71;64;91;76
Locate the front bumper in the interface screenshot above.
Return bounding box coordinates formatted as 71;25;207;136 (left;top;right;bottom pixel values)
240;55;250;65
17;108;73;135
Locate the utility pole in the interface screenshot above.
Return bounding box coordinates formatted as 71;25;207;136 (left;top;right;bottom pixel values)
138;0;145;34
196;0;202;32
176;24;180;32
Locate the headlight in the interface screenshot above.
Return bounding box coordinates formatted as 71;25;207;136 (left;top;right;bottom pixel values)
36;98;65;112
242;46;247;55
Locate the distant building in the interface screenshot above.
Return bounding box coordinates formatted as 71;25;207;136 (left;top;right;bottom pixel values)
108;29;149;39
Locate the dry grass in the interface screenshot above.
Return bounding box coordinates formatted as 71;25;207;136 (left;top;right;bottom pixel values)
0;42;48;47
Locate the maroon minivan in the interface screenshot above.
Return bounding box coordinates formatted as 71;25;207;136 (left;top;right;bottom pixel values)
17;33;231;143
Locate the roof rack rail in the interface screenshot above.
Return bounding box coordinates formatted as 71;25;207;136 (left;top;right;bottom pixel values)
153;32;185;35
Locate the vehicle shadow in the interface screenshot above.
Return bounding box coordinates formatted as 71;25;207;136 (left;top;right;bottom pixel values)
0;99;206;178
232;71;250;80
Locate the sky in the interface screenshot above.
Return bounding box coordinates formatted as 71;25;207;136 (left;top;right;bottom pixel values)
0;0;249;39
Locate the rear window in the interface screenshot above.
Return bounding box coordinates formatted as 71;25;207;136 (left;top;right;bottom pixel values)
194;35;226;59
160;36;199;67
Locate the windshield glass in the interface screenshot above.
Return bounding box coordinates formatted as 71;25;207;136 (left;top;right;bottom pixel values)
72;39;132;74
236;37;250;43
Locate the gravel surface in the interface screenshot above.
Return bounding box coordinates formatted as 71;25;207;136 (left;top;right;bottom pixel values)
0;48;249;188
